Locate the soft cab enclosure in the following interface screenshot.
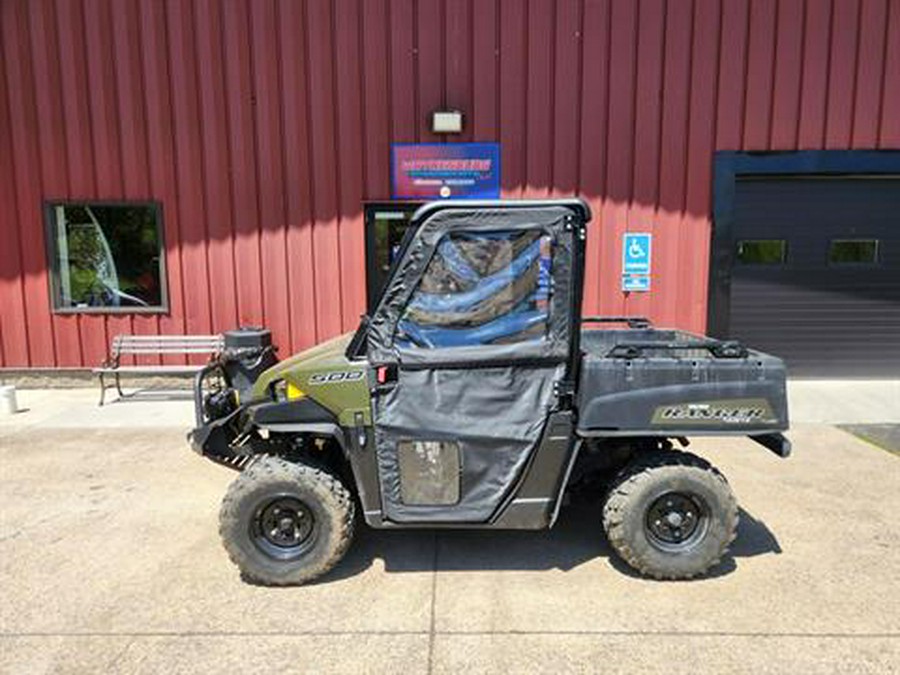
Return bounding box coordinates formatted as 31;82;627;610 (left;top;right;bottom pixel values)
364;203;583;524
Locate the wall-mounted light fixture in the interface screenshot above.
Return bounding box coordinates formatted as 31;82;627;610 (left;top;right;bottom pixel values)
431;109;464;134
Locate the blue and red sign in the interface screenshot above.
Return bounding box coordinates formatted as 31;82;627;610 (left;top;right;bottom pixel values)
392;143;501;199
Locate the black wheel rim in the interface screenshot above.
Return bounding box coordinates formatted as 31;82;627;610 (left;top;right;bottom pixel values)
250;495;317;561
645;491;709;552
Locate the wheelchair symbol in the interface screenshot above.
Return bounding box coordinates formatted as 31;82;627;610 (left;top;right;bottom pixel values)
623;233;651;274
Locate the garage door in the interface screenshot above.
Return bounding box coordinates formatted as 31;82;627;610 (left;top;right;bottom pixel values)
728;177;900;378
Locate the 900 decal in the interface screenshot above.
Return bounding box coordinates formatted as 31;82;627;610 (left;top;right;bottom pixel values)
651;398;776;425
308;370;365;385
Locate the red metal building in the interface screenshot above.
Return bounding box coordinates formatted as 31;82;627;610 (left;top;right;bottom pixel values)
1;0;899;374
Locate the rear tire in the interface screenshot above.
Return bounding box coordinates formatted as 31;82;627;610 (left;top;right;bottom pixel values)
219;456;355;586
602;450;738;580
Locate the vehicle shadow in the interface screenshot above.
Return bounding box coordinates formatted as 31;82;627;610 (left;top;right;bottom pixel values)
320;504;781;584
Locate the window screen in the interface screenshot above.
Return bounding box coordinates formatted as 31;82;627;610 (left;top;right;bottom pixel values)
736;239;787;265
47;203;166;312
395;230;552;349
829;239;879;264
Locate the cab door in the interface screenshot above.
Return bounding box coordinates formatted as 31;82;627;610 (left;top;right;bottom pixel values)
366;204;581;524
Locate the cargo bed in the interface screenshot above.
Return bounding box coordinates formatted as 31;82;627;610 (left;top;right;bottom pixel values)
576;323;789;436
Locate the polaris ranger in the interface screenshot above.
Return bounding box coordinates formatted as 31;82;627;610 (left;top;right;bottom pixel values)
189;200;790;585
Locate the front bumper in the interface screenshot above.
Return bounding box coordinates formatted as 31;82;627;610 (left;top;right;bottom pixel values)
192;362;222;428
187;406;251;469
188;363;251;468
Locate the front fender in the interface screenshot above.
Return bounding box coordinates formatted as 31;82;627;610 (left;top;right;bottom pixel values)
246;397;337;426
247;398;348;453
190;395;345;461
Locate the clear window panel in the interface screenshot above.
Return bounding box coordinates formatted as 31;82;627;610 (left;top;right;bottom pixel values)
828;239;879;264
48;203;165;311
397;440;460;505
736;239;787;265
396;230;552;349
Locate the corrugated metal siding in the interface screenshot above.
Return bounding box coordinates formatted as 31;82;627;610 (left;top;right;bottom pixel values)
1;0;898;367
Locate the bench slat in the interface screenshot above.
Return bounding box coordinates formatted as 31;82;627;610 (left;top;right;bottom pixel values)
114;348;221;354
93;365;204;374
110;334;223;359
113;338;222;344
114;346;221;350
113;340;221;346
113;334;221;339
113;335;221;341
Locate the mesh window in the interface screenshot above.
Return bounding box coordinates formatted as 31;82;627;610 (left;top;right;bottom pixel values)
398;440;461;505
396;230;552;348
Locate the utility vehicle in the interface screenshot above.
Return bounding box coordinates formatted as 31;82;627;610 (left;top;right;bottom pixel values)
189;199;789;585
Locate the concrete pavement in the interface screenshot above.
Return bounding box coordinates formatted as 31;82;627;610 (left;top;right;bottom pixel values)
786;380;900;424
0;388;195;432
0;388;898;674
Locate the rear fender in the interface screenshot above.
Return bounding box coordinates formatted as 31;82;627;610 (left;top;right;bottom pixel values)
749;432;792;458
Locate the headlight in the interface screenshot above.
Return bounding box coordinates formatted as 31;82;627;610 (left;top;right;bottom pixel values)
272;379;304;401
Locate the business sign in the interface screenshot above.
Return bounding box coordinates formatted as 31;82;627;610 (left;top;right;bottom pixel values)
622;232;652;292
392;143;500;199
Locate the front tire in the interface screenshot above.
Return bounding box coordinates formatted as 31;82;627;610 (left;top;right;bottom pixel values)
219;456;355;586
602;450;738;580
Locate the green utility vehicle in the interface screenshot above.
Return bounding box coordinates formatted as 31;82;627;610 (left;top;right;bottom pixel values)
189;200;790;585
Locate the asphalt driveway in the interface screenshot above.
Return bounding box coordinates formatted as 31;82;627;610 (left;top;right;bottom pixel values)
0;394;898;673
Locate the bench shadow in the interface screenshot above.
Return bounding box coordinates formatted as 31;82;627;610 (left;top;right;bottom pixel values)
109;388;194;403
318;505;781;584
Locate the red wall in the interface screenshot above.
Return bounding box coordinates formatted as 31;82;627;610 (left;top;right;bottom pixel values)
1;0;898;368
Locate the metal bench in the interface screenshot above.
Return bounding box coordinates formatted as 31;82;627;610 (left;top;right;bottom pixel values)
94;334;224;405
